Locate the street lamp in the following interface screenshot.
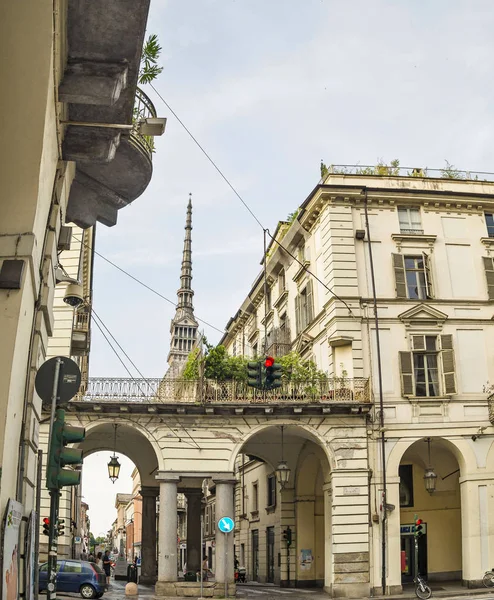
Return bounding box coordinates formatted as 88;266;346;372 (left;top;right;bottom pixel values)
276;426;291;490
108;424;121;483
423;438;437;494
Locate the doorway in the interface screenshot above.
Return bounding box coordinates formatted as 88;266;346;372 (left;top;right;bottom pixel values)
252;530;259;582
267;527;275;583
400;525;428;583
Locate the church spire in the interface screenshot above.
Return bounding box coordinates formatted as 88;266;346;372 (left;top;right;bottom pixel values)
167;194;198;374
177;193;194;312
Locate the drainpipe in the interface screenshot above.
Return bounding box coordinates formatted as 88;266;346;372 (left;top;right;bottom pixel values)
363;188;388;594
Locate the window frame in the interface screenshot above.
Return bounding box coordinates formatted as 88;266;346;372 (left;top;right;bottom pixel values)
393;253;433;299
397;207;423;234
266;474;276;509
485;213;494;238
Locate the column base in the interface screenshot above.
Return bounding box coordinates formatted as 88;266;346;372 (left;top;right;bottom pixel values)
155;581;237;598
139;574;158;585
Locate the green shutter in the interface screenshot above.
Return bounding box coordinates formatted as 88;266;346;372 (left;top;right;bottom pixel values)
295;294;301;334
411;335;425;351
393;253;407;298
422;252;434;299
306;280;314;324
440;334;456;395
483;256;494;300
399;351;414;396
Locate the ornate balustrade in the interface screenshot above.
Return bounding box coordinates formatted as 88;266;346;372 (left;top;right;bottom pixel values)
76;377;371;404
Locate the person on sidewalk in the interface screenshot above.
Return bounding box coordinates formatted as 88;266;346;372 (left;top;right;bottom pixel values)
103;550;112;586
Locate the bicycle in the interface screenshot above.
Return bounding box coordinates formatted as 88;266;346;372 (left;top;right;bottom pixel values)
482;569;494;587
414;573;432;599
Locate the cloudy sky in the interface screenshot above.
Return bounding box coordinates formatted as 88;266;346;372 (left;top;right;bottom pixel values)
83;0;494;534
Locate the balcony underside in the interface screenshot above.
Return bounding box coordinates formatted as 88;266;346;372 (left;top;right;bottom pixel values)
66;134;153;228
62;0;153;228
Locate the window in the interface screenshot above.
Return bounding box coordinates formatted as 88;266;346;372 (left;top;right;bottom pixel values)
485;213;494;238
399;465;414;507
399;334;457;397
232;340;237;357
267;475;276;508
483;256;494;299
252;482;259;513
63;562;82;573
278;270;286;292
252;343;258;358
266;287;272;311
392;253;433;299
295;280;314;333
398;207;423;234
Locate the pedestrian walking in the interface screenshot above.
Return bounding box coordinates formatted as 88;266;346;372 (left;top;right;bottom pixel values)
103;550;112;585
95;552;102;567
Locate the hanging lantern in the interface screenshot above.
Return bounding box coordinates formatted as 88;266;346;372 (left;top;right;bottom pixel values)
108;424;120;483
423;438;437;494
276;426;291;490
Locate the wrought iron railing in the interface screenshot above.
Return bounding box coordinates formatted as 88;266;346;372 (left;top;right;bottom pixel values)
74;311;90;331
324;164;494;182
132;87;157;157
76;377;371;404
488;393;494;425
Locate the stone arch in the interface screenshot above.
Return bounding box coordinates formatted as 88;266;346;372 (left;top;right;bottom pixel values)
78;419;163;486
386;435;474;479
228;419;335;476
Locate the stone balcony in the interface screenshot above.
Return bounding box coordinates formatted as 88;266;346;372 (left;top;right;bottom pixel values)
70;376;372;417
60;0;162;229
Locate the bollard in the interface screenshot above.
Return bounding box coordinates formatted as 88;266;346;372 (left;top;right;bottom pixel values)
125;582;138;597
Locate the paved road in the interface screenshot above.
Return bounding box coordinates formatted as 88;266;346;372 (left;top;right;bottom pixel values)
237;585;327;599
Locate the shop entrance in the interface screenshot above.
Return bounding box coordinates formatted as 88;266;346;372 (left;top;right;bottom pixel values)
400;523;427;583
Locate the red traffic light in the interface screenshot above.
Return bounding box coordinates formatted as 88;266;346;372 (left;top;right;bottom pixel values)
415;518;422;525
265;356;275;368
43;518;50;525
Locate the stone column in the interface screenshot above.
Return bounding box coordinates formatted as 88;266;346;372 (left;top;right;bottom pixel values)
140;487;159;585
323;483;332;592
157;476;179;586
214;477;236;595
185;490;203;574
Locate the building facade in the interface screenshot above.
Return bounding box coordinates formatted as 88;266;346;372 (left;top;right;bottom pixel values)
220;170;494;593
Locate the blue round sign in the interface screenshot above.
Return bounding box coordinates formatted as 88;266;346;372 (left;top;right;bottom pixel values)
218;516;235;533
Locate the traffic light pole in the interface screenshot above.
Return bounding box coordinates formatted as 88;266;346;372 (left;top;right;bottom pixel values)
47;489;59;600
47;357;62;600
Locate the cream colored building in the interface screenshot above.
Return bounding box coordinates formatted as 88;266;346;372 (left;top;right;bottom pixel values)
219;168;494;593
1;0;163;591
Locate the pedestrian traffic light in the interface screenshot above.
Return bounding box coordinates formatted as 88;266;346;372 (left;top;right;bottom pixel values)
46;408;86;490
264;356;282;390
247;361;262;389
282;527;292;547
415;518;424;538
42;518;50;536
57;519;65;536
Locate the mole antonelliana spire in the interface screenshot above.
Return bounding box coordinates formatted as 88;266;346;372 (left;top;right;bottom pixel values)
166;194;198;375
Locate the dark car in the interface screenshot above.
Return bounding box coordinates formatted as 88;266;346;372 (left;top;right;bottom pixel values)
39;559;107;598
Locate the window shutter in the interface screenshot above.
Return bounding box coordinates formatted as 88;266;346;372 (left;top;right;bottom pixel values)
399;351;414;396
392;254;407;298
295;294;301;334
306;280;314;324
411;335;425;351
422;252;434;298
483;256;494;300
440;334;456;395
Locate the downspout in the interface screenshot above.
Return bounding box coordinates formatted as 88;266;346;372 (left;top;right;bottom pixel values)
363;188;387;594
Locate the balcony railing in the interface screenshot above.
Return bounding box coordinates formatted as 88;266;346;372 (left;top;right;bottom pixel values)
132;87;157;157
74;311;90;332
325;164;494;182
76;377;371;404
488;393;494;425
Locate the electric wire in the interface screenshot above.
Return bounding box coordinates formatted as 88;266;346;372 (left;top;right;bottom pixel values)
149;84;355;316
90;309;201;449
72;234;224;335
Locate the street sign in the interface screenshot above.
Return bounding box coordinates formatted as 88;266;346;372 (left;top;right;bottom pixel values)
218;516;234;533
35;357;81;407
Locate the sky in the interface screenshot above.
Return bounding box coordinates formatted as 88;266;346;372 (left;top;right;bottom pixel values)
83;0;494;532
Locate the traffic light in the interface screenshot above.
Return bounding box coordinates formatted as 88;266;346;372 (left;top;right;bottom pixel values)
42;518;50;536
247;361;262;389
415;518;424;538
46;408;85;490
57;519;65;536
264;356;282;390
282;527;292;547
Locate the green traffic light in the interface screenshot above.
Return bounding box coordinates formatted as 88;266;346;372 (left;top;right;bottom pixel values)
46;409;85;490
247;361;262;389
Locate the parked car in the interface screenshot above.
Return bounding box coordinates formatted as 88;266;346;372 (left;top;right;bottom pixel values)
39;559;107;598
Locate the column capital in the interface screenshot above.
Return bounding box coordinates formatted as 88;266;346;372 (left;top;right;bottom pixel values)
156;472;181;483
213;476;237;486
140;486;159;497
